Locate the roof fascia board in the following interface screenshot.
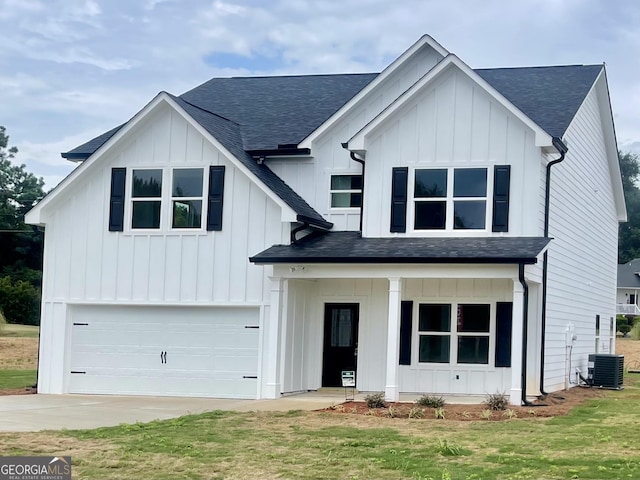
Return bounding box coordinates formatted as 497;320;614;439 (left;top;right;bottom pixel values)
26;92;298;225
163;96;298;223
25;92;170;225
561;68;625;221
595;69;626;221
298;35;449;149
347;55;553;151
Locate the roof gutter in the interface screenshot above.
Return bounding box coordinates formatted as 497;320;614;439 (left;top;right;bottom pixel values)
540;136;568;396
342;143;365;235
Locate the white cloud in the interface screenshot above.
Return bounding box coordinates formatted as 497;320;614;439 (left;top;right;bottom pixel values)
1;0;640;189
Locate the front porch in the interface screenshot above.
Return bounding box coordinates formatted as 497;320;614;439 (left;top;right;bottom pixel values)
262;267;542;406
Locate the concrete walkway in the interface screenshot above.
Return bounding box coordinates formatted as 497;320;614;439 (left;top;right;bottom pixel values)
0;391;357;433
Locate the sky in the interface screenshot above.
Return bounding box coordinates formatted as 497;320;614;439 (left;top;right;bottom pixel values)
2;0;640;189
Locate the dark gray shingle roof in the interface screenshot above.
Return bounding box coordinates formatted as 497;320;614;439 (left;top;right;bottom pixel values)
476;64;602;138
618;259;640;288
250;231;550;264
62;63;602;228
170;95;332;228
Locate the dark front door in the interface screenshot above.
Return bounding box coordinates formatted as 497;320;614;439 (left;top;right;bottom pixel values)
322;303;359;387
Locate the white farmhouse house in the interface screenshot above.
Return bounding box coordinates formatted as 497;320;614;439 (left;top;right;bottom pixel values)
26;35;625;405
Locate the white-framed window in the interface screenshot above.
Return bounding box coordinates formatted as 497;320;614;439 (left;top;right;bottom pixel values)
413;167;489;231
330;174;362;208
129;167;205;231
131;169;163;229
417;302;492;365
171;168;204;229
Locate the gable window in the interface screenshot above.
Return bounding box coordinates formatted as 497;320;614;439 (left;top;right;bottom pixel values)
172;168;204;229
414;167;488;230
131;169;162;229
418;302;491;365
330;175;362;208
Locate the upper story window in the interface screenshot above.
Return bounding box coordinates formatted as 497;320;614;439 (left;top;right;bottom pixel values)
129;168;204;230
109;166;225;233
172;168;204;229
330;175;362;208
131;169;163;229
414;167;488;230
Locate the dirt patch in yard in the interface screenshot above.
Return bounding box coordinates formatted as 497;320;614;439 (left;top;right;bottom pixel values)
616;338;640;370
0;337;38;370
322;385;607;421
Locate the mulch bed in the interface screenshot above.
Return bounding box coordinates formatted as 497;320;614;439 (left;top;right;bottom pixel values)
0;387;36;396
320;386;606;421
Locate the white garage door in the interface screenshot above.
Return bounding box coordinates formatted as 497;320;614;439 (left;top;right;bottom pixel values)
68;305;260;399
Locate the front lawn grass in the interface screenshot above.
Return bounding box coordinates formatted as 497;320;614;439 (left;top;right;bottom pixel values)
0;370;36;389
1;376;639;479
0;324;39;338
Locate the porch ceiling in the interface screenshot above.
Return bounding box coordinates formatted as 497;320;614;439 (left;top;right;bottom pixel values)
250;232;550;265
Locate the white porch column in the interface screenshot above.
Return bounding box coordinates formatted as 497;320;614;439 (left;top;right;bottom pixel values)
385;277;402;402
263;276;284;399
510;279;525;405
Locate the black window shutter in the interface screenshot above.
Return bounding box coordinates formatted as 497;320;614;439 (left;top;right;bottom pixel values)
495;302;513;367
399;301;413;365
108;168;126;232
390;167;408;233
492;165;511;232
207;166;225;231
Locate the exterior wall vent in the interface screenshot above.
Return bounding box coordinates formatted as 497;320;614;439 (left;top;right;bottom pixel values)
587;354;624;390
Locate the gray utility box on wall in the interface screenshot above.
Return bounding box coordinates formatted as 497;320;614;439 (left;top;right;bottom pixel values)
587;354;624;390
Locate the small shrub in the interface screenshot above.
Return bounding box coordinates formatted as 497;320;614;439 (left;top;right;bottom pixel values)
408;407;425;419
528;409;537;416
461;411;471;418
364;409;377;416
484;391;509;411
364;392;386;408
481;409;493;420
503;409;517;419
349;407;358;414
436;439;463;456
416;395;446;408
434;408;446;419
329;404;345;412
386;406;397;418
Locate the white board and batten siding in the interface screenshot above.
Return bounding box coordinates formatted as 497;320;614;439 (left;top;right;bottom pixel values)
544;84;619;391
361;68;543;238
36;103;288;396
267;46;445;232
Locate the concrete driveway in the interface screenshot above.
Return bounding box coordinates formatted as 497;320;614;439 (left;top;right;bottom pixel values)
0;392;348;432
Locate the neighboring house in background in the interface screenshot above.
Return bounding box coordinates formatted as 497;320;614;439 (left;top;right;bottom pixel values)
617;259;640;316
25;35;625;405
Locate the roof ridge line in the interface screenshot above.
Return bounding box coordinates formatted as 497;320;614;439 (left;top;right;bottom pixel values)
175;95;242;127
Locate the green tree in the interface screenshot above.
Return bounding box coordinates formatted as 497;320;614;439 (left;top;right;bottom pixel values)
618;151;640;264
0;126;45;324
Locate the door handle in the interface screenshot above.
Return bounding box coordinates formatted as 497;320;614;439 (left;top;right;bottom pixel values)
164;351;167;364
160;351;167;364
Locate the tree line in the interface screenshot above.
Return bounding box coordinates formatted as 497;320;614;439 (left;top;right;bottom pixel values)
0;126;45;325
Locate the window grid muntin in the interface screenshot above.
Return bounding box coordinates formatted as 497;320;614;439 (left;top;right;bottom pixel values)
171;168;204;229
413;167;490;231
416;301;493;366
131;169;163;230
128;167;208;232
330;174;362;208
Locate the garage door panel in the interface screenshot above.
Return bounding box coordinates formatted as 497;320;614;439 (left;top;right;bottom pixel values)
69;306;259;399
